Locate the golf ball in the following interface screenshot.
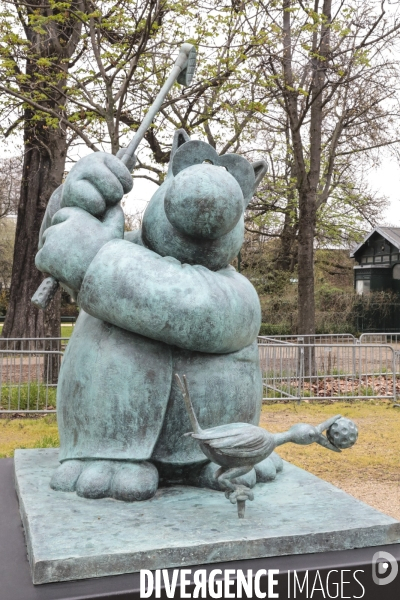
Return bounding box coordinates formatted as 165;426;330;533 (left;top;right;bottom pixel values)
327;417;358;449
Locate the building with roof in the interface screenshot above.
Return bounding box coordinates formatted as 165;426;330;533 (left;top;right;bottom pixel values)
350;227;400;295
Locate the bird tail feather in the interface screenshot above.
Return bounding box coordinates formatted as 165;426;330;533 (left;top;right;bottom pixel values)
175;374;202;434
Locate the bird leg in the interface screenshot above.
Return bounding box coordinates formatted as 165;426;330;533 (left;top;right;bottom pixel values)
215;466;254;518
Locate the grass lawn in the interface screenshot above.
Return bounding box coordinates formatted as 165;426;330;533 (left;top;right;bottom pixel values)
0;324;73;338
0;401;399;519
60;325;73;338
0;414;58;458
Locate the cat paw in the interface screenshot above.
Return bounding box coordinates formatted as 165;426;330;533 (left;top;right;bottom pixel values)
50;459;159;501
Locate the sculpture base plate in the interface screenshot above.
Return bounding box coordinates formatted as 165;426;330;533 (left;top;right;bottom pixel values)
14;448;400;585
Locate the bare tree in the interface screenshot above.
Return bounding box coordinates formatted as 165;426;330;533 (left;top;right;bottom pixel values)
0;157;21;222
0;219;16;293
247;0;400;334
246;124;389;273
0;157;19;308
0;157;20;302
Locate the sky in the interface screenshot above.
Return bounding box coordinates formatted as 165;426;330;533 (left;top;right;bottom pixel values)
124;176;156;221
367;156;400;227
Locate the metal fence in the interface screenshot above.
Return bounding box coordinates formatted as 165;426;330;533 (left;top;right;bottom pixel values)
0;349;63;413
258;334;357;345
358;333;400;375
259;342;398;403
359;332;400;347
1;333;399;414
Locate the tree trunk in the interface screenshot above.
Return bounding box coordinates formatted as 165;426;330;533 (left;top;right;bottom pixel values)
275;212;298;272
297;191;316;335
297;188;317;377
1;0;82;345
2;109;66;342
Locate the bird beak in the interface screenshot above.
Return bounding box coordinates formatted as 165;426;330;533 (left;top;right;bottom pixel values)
315;433;341;453
315;414;342;434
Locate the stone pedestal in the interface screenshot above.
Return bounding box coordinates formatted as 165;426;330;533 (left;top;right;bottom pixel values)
14;448;400;585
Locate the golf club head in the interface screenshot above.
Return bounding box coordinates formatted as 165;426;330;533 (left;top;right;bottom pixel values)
177;45;197;86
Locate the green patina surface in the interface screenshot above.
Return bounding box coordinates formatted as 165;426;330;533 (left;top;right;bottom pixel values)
15;448;400;585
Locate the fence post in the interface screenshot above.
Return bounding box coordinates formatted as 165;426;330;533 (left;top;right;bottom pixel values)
352;345;356;378
394;350;399;406
297;337;304;404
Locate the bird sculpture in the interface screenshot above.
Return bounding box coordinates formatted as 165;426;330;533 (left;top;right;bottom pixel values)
175;374;356;518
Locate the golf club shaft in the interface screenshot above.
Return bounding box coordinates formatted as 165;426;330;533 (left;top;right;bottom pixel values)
121;43;195;166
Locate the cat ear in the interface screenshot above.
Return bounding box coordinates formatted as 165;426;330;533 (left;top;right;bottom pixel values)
219;154;256;207
167;129;191;176
252;160;268;190
171;139;220;176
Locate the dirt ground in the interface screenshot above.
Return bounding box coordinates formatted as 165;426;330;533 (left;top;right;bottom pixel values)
261;401;400;520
